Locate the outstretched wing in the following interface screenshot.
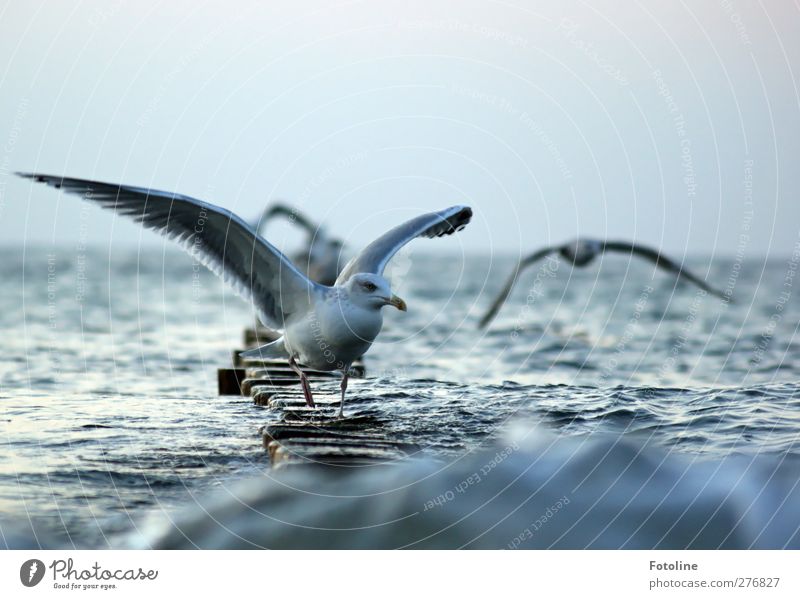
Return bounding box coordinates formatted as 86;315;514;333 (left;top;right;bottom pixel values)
18;173;322;328
335;205;472;285
601;241;727;300
478;247;557;329
254;202;320;238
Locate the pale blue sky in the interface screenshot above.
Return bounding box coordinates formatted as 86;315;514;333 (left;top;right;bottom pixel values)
1;0;798;257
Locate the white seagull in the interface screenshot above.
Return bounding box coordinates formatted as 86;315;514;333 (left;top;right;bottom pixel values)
254;202;346;286
479;238;727;329
19;172;472;417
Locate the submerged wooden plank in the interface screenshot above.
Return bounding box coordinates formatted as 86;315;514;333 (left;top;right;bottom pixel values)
239;363;364;378
261;418;384;439
262;429;415;454
261;425;387;444
252;388;339;408
218;325;419;470
240;377;310;396
267;440;411;469
270;398;326;408
245;367;338;380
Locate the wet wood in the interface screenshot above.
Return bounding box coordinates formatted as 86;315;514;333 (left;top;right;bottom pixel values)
217;368;246;396
261;402;419;469
261;423;389;443
267;441;411;468
251;387;340;409
245;366;338;379
240;377;304;396
218;325;414;469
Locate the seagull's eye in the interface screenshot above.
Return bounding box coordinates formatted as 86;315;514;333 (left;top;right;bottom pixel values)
362;282;377;292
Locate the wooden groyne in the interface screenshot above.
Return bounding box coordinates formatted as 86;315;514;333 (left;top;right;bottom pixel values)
217;326;418;469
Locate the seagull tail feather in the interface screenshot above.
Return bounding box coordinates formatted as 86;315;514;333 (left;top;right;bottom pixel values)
239;337;289;361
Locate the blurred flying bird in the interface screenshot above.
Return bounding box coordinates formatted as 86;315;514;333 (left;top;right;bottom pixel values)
254;202;345;286
479;238;727;329
19;172;472;417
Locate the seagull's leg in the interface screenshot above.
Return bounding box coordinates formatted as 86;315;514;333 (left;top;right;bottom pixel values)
288;356;315;408
338;367;350;419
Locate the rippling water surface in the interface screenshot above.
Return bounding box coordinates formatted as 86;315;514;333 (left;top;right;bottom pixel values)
1;246;799;548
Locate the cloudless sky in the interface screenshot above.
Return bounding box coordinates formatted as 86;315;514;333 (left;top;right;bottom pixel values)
0;0;798;258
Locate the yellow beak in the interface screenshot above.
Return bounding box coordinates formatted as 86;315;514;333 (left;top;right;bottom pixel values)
388;294;407;312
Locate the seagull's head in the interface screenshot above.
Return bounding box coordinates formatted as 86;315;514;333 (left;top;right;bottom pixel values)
345;273;407;312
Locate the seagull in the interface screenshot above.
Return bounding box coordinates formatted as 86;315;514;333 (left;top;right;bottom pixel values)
254;202;346;286
479;238;727;329
18;172;472;417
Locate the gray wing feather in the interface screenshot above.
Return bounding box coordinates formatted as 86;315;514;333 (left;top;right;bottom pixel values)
335;205;472;284
478;247;556;329
18;173;321;328
255;202;319;237
601;241;728;300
